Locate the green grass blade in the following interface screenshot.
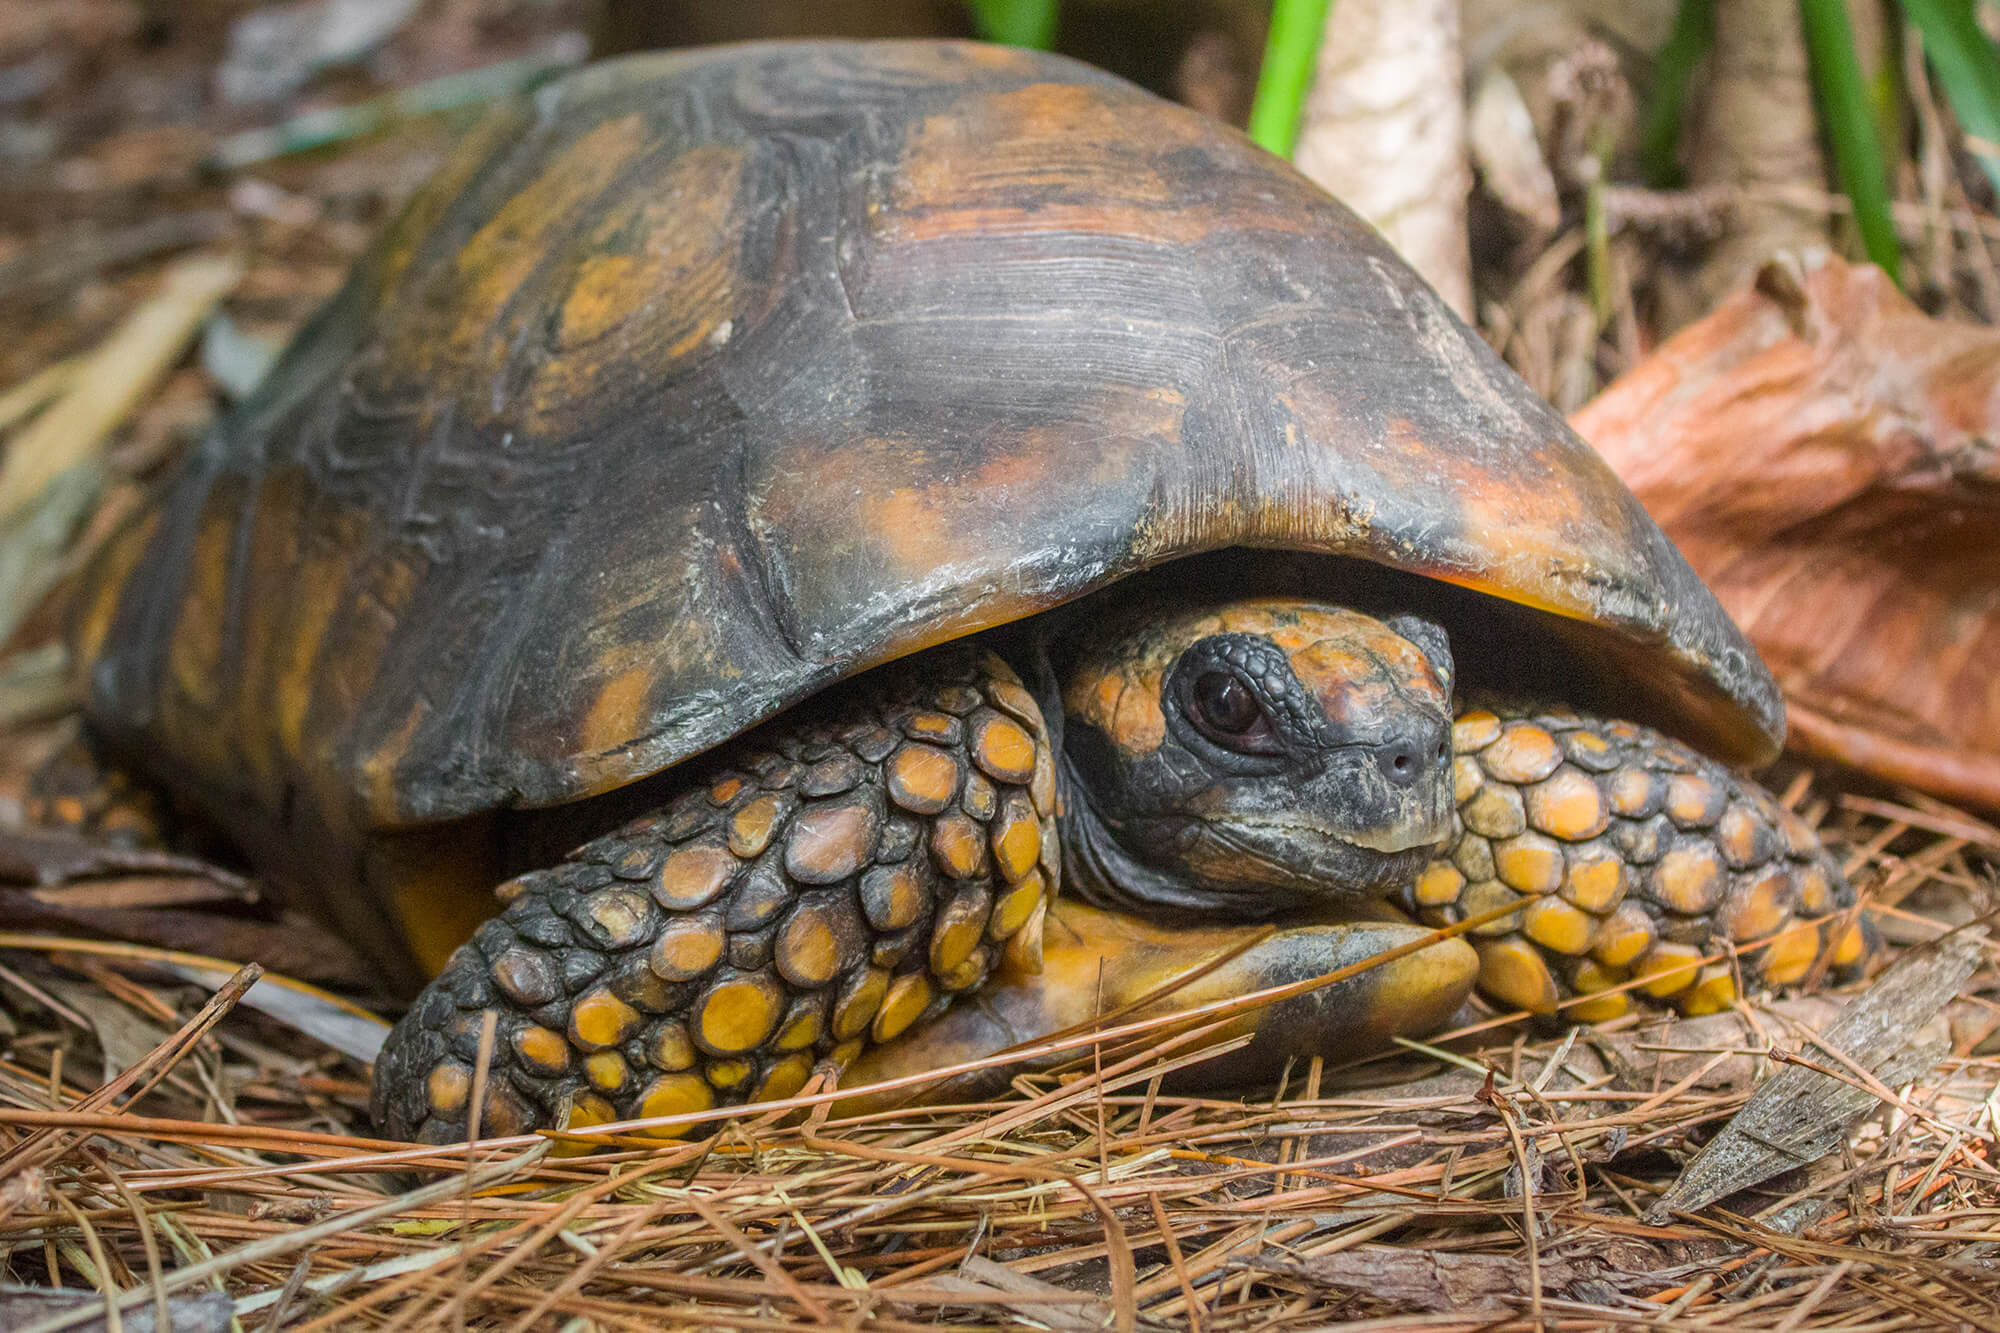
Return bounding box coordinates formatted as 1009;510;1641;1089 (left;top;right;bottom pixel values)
1640;1;1717;187
1248;0;1336;157
968;0;1060;50
1902;0;2000;198
1800;0;1904;282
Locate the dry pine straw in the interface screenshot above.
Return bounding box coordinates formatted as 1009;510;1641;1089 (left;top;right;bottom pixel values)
0;782;1994;1332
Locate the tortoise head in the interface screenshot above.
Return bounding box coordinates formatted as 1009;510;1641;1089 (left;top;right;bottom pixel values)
1057;597;1456;916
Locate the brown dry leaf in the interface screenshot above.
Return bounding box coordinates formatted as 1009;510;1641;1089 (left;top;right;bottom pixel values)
1573;252;2000;810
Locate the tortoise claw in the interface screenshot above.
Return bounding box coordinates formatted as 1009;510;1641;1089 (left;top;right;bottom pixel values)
837;899;1476;1111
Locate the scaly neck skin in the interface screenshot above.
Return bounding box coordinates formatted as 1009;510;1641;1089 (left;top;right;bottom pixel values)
1052;753;1436;921
1056;763;1226;917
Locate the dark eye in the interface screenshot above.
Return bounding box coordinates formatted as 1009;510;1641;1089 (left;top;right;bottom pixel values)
1193;671;1263;737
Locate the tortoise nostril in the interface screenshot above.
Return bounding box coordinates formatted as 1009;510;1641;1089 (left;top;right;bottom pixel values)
1375;737;1430;788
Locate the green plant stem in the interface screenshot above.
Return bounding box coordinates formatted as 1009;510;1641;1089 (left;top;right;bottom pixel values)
1249;0;1336;157
1901;0;2000;198
968;0;1060;50
1640;1;1717;187
1585;128;1616;327
1800;0;1904;282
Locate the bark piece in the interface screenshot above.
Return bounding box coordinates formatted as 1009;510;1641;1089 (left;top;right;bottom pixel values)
0;1287;231;1333
1294;0;1472;315
1245;1246;1581;1313
1672;0;1829;321
1650;926;1985;1220
1573;254;2000;811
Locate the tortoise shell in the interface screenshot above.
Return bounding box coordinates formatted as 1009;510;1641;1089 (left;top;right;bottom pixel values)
74;40;1781;842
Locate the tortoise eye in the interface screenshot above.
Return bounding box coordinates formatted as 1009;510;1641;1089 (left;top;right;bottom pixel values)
1192;671;1263;738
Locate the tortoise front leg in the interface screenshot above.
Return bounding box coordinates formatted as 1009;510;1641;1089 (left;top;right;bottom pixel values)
371;647;1058;1143
1404;704;1873;1020
837;898;1478;1111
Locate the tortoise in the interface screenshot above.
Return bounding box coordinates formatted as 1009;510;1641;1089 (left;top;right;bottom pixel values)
40;40;1871;1143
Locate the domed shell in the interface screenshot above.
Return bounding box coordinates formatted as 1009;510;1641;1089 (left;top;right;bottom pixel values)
75;40;1781;832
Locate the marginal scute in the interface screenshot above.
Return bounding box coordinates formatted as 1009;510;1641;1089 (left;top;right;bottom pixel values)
491;948;559;1006
1633;942;1703;997
728;793;791;858
929;884;990;975
784;796;881;883
832;965;890;1040
930;811;987;879
776;894;859;988
693;971;784;1054
636;1073;714;1136
649;913;725;982
1560;843;1626;912
426;1062;472;1115
656;841;737;910
873;972;933;1042
1461;784;1526;839
1649;843;1726;915
1664;773;1725;830
1476;937;1559;1015
1522;897;1594;955
970;710;1037;783
513;1024;571;1075
1524;768;1609;841
1493;832;1563;895
988;872;1044;939
1413;861;1465;907
1591;900;1655;968
570;988;642;1050
1461;879;1524;935
990;791;1041;882
1480;724;1562;784
1452;711;1501;753
887;743;960;814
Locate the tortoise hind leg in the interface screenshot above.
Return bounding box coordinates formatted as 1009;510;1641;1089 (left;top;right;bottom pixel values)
1404;703;1875;1022
24;728;175;849
372;646;1060;1144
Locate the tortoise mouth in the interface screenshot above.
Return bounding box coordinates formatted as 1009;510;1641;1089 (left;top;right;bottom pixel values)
1190;816;1446;903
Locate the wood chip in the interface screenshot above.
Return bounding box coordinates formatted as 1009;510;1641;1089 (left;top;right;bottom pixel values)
1651;926;1986;1220
1243;1246;1581;1314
